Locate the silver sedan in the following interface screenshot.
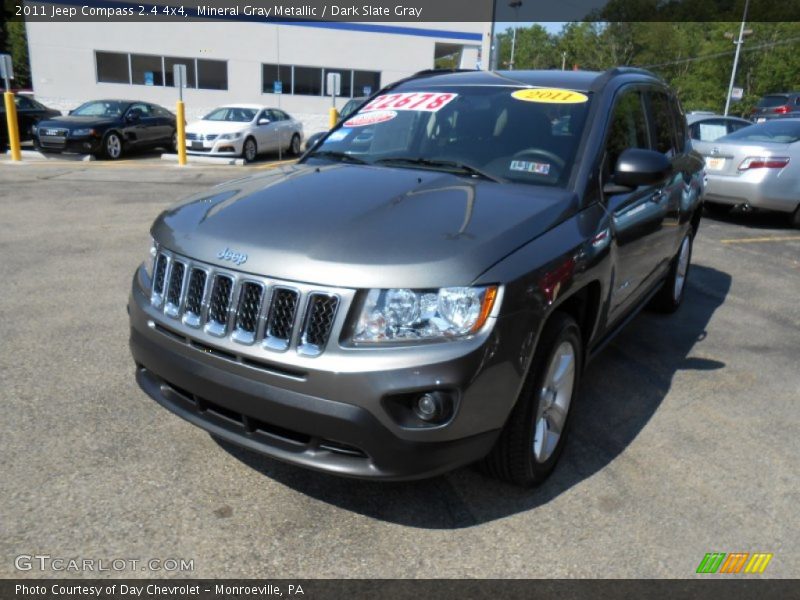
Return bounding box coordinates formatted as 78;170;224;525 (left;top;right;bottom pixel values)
700;118;800;227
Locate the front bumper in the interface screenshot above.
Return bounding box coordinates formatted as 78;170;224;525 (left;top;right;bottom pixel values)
129;270;526;480
35;135;102;154
185;136;244;156
705;170;798;213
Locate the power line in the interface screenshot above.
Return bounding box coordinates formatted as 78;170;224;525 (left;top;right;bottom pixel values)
640;35;800;69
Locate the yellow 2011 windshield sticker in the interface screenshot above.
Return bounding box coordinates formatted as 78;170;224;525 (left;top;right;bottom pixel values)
512;88;589;104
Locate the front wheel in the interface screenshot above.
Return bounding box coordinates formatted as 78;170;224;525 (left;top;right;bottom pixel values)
289;134;301;156
790;205;800;229
480;312;582;486
101;132;123;160
242;137;257;163
650;231;693;313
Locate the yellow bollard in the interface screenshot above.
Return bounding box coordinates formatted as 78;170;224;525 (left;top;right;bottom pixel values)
176;100;187;166
4;92;22;162
329;107;339;129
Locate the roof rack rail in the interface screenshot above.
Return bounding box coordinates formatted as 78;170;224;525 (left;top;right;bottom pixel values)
412;68;478;77
588;66;662;92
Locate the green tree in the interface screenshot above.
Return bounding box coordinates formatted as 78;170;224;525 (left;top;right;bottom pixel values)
4;21;30;88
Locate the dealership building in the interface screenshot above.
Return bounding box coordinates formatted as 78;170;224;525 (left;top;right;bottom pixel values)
25;19;490;129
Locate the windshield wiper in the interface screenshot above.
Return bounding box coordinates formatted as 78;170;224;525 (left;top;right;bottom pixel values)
308;150;368;165
374;157;503;183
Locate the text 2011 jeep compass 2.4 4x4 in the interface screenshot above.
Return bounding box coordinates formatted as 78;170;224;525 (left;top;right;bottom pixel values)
129;69;704;485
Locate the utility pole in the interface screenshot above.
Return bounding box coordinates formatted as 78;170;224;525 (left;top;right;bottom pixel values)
508;0;522;70
561;51;567;71
724;0;752;116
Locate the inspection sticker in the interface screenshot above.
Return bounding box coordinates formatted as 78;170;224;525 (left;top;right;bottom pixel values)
360;92;458;113
327;129;350;141
510;160;551;175
511;88;588;104
343;110;398;128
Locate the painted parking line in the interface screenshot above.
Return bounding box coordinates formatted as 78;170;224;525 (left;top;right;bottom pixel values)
720;236;800;244
253;159;297;170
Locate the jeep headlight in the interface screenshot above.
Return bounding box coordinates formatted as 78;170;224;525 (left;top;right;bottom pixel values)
143;237;157;281
353;286;499;343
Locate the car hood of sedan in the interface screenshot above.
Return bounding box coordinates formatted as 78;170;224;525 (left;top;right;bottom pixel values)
37;115;118;129
151;163;577;289
186;120;251;135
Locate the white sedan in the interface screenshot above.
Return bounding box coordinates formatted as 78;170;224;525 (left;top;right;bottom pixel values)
185;105;303;162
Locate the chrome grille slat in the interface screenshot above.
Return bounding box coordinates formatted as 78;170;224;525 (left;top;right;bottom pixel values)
181;268;207;328
164;261;186;318
264;288;299;352
205;275;234;337
148;250;344;357
298;293;340;357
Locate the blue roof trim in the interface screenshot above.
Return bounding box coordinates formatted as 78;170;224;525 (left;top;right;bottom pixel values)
39;0;483;41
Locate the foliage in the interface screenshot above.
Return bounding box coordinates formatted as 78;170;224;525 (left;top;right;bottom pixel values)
495;22;800;117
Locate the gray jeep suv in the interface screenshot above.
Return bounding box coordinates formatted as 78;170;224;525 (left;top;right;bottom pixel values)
129;68;704;485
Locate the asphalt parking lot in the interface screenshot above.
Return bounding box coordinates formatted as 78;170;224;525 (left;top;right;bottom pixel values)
1;158;798;579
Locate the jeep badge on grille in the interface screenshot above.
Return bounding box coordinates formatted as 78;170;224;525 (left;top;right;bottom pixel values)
217;247;248;265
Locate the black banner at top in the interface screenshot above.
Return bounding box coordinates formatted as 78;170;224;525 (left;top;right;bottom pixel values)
5;0;800;22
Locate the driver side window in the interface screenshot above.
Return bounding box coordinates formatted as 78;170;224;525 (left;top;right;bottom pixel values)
605;90;649;177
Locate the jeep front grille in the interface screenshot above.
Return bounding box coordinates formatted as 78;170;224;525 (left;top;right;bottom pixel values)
149;250;341;357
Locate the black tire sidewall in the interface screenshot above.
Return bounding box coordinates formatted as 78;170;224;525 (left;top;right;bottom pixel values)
290;134;300;155
103;132;122;160
243;137;257;163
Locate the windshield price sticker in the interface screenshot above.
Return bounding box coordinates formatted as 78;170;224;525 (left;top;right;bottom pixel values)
343;110;398;128
512;88;589;104
361;92;458;113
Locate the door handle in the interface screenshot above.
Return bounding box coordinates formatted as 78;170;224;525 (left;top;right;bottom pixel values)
650;189;666;203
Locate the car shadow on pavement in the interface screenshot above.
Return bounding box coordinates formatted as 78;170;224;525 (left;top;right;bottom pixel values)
703;208;795;230
216;264;731;529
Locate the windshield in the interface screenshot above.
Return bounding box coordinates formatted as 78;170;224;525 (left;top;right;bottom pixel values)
757;95;790;108
720;120;800;144
203;107;257;122
306;85;592;187
72;101;127;117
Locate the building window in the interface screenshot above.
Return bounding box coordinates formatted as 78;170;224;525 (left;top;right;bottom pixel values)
293;66;323;96
95;51;130;84
323;68;351;97
164;56;196;88
131;54;164;86
262;63;292;94
353;70;381;97
197;59;227;90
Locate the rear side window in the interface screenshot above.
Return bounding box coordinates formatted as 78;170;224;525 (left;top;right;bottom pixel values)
757;95;789;108
605;90;649;172
648;92;677;156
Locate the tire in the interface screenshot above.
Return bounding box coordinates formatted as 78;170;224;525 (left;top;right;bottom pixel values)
480;312;582;486
101;132;123;160
703;201;732;217
289;133;301;156
242;137;257;163
171;130;178;152
790;205;800;229
650;231;693;313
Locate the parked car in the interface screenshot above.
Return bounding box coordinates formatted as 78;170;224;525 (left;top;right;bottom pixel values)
0;95;61;149
185;105;303;162
304;97;367;151
701;118;800;226
750;92;800;122
33;99;176;159
687;114;751;143
129;68;704;486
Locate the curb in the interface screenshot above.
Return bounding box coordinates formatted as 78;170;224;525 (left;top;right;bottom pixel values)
6;149;95;161
161;153;245;166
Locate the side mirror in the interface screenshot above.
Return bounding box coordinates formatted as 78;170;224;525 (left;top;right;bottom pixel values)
605;148;672;192
258;118;270;125
126;111;141;122
304;131;325;151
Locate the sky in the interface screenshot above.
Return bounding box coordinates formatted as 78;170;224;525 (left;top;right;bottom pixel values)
495;22;567;35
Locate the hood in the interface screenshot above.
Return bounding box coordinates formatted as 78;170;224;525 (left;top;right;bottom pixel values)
186;120;251;135
152;163;577;288
37;115;118;129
